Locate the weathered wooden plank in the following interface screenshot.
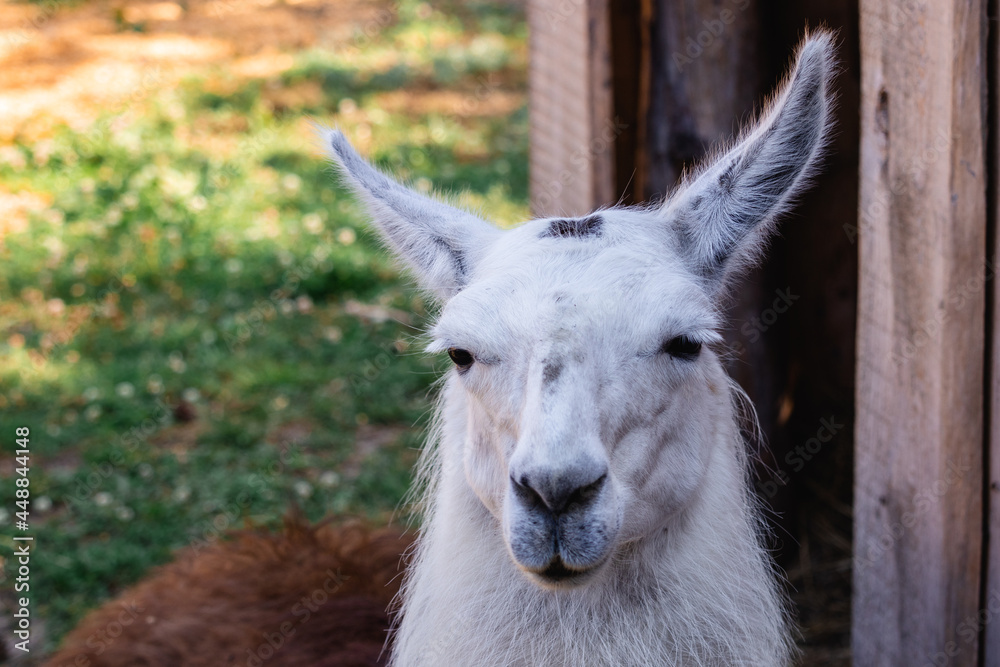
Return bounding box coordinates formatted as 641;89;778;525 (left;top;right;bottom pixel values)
986;1;1000;659
853;1;986;665
642;0;763;198
527;0;615;216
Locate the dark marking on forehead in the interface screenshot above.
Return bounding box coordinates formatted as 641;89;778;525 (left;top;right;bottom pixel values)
542;358;563;388
540;214;604;239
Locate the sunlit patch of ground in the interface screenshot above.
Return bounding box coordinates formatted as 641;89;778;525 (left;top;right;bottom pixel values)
0;187;51;235
0;0;384;140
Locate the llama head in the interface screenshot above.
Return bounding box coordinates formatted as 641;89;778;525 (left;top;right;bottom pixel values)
325;33;835;589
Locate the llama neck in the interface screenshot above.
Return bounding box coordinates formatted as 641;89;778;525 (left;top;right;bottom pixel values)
391;385;793;667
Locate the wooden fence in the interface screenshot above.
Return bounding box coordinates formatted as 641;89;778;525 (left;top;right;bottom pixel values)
527;0;998;663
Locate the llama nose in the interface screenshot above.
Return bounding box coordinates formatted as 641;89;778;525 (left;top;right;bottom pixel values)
510;466;607;516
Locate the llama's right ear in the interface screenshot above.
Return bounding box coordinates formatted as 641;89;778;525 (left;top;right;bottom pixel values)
663;32;836;291
323;129;501;300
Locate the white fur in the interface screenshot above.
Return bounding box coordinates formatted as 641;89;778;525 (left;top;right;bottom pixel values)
323;32;835;667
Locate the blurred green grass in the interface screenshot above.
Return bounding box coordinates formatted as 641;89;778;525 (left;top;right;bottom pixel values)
0;0;528;652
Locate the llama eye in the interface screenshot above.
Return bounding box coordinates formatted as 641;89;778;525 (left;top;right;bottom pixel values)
661;335;702;361
447;348;474;369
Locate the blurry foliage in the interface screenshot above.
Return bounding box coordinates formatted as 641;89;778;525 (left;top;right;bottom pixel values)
0;0;528;651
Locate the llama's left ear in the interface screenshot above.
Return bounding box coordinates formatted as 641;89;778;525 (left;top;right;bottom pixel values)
664;31;836;290
323;129;501;300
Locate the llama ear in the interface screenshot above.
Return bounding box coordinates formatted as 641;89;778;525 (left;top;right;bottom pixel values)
323;129;501;300
664;32;836;290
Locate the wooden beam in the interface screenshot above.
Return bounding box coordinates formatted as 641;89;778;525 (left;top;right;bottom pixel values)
527;0;615;216
853;1;987;664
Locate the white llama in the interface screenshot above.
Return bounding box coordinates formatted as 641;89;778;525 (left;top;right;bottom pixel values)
325;32;835;667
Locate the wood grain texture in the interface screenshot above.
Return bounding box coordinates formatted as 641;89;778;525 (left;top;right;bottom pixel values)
853;1;986;664
986;1;1000;659
527;0;615;217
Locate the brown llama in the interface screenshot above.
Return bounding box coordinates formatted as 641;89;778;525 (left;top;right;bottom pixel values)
44;519;411;667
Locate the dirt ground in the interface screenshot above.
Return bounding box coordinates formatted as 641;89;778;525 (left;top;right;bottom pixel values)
0;0;384;141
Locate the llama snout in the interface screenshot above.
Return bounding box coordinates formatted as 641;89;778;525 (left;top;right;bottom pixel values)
503;461;620;588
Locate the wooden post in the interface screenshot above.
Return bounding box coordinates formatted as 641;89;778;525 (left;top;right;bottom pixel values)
527;0;615;216
986;1;1000;659
854;0;986;664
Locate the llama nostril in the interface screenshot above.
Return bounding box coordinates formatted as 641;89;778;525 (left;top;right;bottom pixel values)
511;469;607;516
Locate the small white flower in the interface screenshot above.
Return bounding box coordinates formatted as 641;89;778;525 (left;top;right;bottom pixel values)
319;471;340;488
293;480;313;498
182;387;201;403
167;352;186;374
94;492;113;507
146;374;164;394
302;213;324;234
336;228;356;245
116;382;135;398
338;98;358;114
115;506;135;521
46;298;65;316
